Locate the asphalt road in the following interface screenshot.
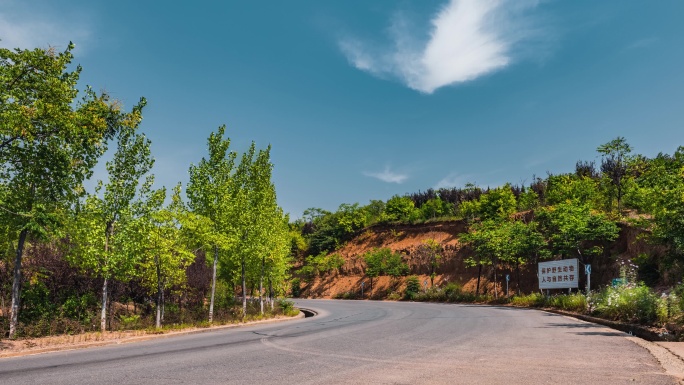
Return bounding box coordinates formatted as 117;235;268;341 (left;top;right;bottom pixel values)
0;299;676;384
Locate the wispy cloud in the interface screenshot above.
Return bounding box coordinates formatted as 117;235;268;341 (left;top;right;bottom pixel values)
363;167;409;184
434;172;472;189
0;1;91;51
626;37;658;51
339;0;543;94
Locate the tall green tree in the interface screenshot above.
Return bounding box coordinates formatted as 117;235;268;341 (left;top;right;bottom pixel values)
0;43;131;337
136;184;195;328
186;125;237;323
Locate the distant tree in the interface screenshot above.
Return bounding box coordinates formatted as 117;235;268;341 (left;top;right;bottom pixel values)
536;203;619;263
362;248;408;294
384;196;417;222
461;220;508;297
597;137;633;214
545;174;600;208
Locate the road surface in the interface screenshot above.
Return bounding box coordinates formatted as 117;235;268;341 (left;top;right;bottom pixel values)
0;299;676;384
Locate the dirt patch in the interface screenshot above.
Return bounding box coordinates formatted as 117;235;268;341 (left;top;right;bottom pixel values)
299;219;666;299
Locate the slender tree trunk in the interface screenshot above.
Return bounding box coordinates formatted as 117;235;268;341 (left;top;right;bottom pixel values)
494;259;498;299
268;279;274;311
241;256;247;318
476;263;482;297
208;245;218;323
155;255;162;328
259;255;265;315
100;278;108;333
9;228;28;338
100;222;114;333
108;283;115;331
516;261;521;296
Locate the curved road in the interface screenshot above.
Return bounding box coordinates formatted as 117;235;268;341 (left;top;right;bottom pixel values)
0;299;676;384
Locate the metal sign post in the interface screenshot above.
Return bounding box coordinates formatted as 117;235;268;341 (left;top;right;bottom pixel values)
585;264;592;294
361;281;364;298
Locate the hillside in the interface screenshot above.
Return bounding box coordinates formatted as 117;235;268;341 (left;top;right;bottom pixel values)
297;219;664;299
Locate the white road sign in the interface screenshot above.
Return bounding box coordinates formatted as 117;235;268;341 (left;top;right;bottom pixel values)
538;259;579;289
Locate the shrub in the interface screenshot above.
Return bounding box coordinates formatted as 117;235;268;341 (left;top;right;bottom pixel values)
590;283;664;324
277;299;299;316
290;278;301;298
404;276;421;300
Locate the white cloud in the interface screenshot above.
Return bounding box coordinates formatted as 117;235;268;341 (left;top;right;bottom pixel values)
434;172;472;189
626;37;658;50
0;1;91;51
339;0;542;94
363;167;409;184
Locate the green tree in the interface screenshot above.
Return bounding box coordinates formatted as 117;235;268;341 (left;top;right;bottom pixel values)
67;124;152;333
1;43;133;337
384;195;417;222
135;185;195;328
536;203;619;263
186;125;237;323
597;137;633;214
362;248;408;294
461;220;508;297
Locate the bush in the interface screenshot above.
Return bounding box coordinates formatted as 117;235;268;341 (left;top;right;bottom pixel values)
290;278;301;298
590;283;664;324
277;299;299;316
404;276;421;300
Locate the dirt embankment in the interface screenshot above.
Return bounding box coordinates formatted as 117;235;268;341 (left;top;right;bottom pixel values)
299;220;667;300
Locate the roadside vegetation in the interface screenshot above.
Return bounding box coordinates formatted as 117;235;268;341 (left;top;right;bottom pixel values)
0;44;294;339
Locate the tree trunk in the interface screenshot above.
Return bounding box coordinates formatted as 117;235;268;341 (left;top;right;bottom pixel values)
100;221;114;333
241;256;247;318
156;255;163;328
475;263;482;297
9;228;28;338
259;255;265;315
100;277;108;333
516;261;521;296
268;279;274;311
494;259;498;299
208;245;218;323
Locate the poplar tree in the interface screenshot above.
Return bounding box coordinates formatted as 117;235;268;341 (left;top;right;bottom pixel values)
136;184;195;328
187;126;237;323
66;123;152;332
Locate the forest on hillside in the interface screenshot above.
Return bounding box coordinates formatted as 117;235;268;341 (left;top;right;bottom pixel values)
292;137;684;298
0;44;293;339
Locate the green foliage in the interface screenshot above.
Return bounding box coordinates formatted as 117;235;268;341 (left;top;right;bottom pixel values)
546;174;600;208
60;293;97;323
384;195;417;222
420;198;452;220
404;276;421;300
290;278;301;298
363;248;409;279
536;203;619;260
277;299;298;316
297;252;345;280
19;281;55;323
590;283;664;324
517;188;540;211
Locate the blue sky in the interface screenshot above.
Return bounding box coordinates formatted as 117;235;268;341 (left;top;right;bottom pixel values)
2;1;683;218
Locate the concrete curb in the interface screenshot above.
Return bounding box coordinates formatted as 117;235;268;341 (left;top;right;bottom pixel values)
0;311;306;359
540;308;674;342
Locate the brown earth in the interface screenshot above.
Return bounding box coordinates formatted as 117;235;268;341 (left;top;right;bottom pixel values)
298;219;668;299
